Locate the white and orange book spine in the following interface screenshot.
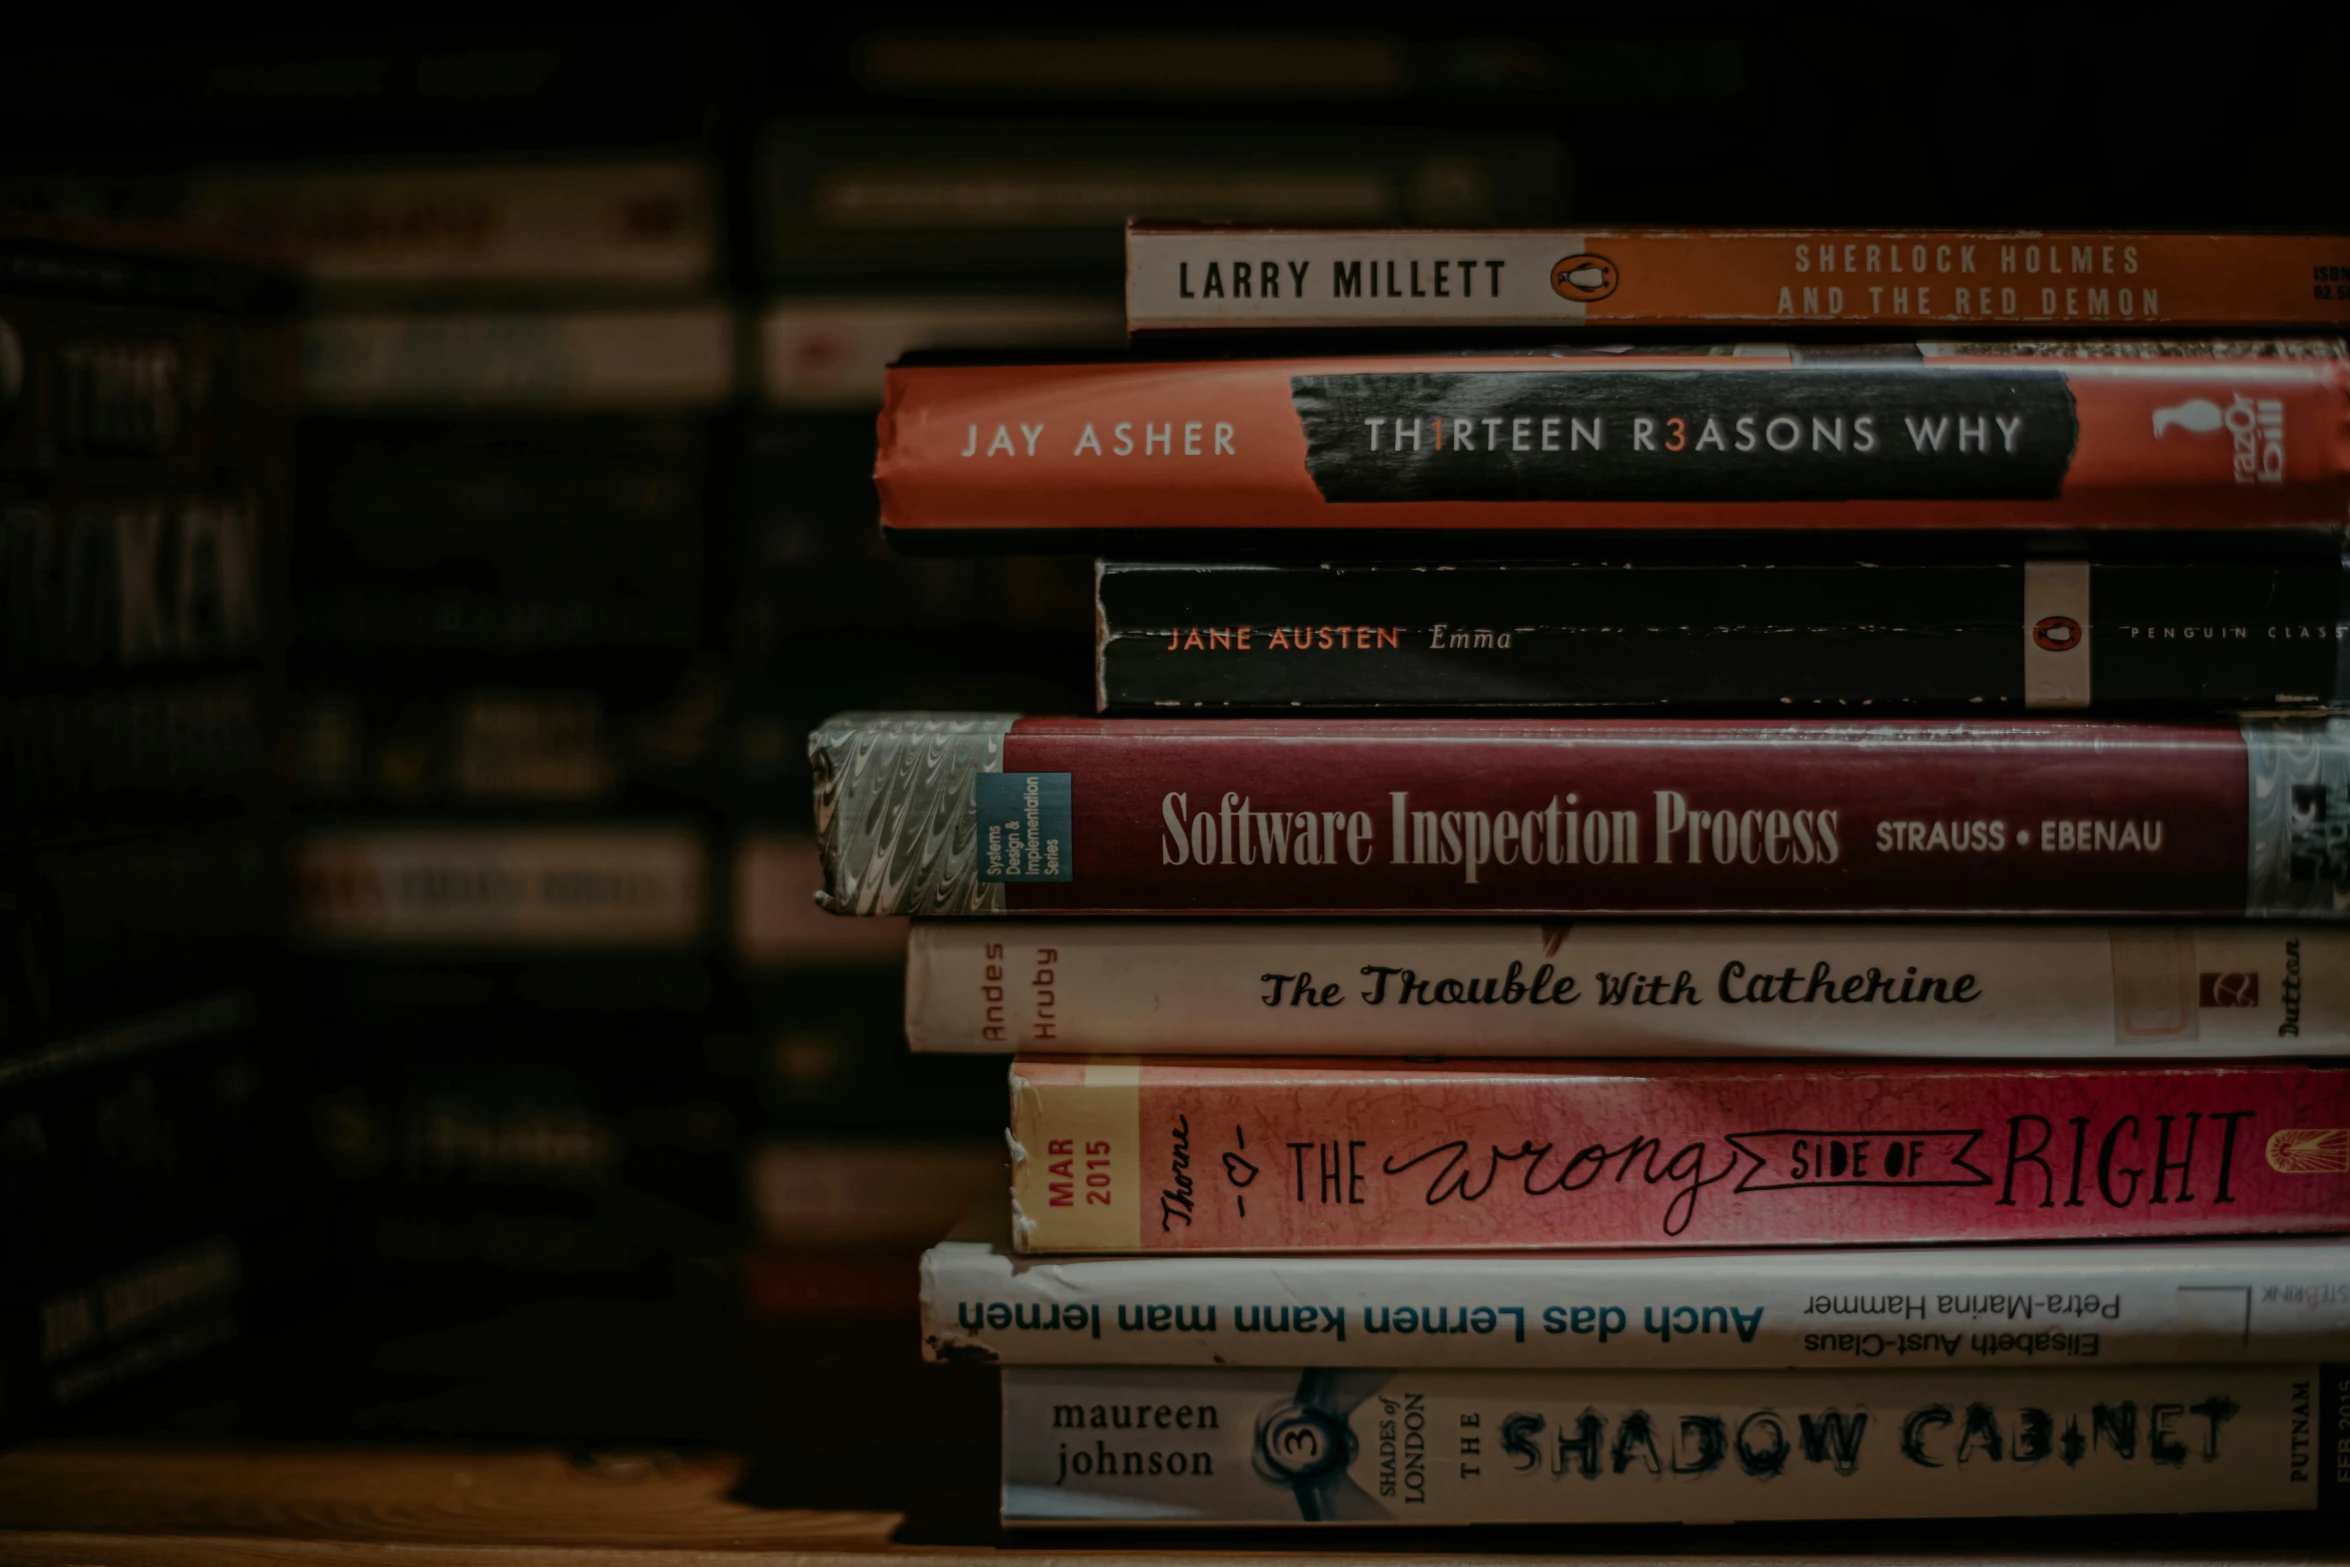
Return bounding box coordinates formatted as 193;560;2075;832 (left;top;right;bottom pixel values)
1126;223;2350;331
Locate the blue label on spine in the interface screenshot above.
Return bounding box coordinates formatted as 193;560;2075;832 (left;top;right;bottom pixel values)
2244;717;2349;917
976;771;1073;883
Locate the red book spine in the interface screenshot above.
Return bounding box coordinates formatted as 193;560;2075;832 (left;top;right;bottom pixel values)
1008;1058;2350;1253
876;347;2350;538
808;714;2347;918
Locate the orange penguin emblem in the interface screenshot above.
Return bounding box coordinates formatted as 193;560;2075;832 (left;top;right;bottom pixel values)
1551;253;1619;302
2033;616;2083;653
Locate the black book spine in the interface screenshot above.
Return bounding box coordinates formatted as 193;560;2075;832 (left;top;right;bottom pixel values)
1096;548;2350;711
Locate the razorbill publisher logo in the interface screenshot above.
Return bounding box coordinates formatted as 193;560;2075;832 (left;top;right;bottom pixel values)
2151;395;2285;484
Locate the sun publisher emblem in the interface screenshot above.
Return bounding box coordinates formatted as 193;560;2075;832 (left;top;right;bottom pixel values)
2265;1127;2350;1174
1551;253;1618;302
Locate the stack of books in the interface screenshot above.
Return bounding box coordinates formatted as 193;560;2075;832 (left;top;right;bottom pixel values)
818;222;2350;1532
732;90;1566;1465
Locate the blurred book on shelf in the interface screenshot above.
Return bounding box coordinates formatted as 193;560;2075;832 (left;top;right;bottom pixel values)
760;120;1562;285
184;147;751;1442
184;159;720;299
750;1141;1001;1254
762;298;1121;410
0;214;296;1439
744;1142;1003;1464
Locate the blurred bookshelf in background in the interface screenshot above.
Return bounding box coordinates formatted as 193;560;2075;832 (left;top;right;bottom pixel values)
0;22;1570;1447
3;12;2341;1452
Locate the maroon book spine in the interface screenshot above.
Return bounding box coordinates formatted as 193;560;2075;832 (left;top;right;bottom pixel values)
1010;1057;2350;1253
809;714;2347;918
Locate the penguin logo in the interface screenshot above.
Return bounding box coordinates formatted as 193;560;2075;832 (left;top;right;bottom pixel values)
2032;616;2083;653
1551;253;1618;302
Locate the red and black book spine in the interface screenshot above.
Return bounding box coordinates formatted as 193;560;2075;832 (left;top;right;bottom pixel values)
810;713;2348;919
876;343;2350;548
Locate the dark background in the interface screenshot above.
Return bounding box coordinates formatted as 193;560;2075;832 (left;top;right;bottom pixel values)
0;0;2340;1499
5;8;2347;229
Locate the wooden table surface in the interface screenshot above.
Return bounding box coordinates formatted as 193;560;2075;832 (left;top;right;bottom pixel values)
0;1444;2341;1567
0;1445;898;1564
